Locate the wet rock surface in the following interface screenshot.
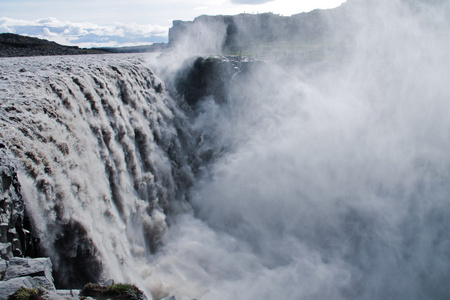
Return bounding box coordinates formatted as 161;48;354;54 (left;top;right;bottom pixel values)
0;149;59;298
4;257;53;283
174;55;262;107
0;257;56;299
0;148;38;260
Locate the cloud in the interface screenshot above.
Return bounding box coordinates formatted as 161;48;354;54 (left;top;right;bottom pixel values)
230;0;273;4
0;17;169;47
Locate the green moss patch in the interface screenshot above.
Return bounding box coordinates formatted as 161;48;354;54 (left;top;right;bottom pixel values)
80;282;145;300
10;287;42;300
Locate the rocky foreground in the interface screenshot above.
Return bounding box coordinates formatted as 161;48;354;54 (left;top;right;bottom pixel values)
0;257;60;299
0;256;181;299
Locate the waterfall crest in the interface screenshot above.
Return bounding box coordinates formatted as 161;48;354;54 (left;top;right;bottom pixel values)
0;54;194;288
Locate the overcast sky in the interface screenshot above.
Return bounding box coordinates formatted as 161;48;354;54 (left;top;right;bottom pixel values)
1;0;346;47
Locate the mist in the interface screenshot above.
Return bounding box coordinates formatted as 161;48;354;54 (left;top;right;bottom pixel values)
146;0;450;299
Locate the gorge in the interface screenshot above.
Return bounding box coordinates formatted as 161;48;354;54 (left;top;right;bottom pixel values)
1;0;450;299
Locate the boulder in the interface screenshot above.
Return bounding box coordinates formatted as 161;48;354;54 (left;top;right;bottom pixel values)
30;276;56;291
4;257;53;285
0;257;58;299
0;276;34;299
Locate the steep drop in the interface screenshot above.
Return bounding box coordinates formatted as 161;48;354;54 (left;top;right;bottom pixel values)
0;54;195;289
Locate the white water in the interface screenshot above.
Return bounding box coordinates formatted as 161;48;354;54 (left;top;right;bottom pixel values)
1;1;450;299
147;1;450;299
0;54;194;291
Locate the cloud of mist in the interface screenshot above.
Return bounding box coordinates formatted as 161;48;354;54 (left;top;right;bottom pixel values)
147;18;228;91
147;0;450;299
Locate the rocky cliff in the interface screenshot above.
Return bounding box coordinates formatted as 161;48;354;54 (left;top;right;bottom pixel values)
0;147;39;261
168;10;332;54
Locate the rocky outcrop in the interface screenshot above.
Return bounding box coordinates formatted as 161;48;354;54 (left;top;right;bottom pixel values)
0;147;38;260
0;160;47;297
0;257;56;299
3;257;53;284
0;256;154;300
0;277;36;300
174;56;262;107
0;148;55;298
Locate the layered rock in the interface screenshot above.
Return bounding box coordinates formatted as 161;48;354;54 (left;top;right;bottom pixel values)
173;55;263;107
0;147;38;260
0;257;55;299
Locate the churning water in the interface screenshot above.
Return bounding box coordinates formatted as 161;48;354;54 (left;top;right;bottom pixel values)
1;0;449;299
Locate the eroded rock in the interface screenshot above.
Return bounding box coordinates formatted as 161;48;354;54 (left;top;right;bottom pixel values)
4;257;53;285
0;276;34;299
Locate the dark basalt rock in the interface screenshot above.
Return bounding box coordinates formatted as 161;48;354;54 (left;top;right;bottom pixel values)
174;56;262;107
51;220;102;289
175;56;234;106
0;147;38;260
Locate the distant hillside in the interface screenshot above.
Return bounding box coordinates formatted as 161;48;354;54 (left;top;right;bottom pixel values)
0;33;108;57
1;6;343;59
0;33;172;57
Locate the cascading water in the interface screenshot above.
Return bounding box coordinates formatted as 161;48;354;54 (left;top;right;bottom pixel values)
0;54;196;290
1;0;450;299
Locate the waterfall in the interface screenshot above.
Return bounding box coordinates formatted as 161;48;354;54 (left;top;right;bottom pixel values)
1;1;450;299
0;54;195;289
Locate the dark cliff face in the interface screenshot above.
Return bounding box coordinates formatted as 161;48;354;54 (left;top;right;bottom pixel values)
172;56;266;168
174;56;263;107
0;146;39;260
175;56;235;106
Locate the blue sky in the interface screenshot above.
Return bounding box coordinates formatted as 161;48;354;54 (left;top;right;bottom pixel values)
1;0;346;47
